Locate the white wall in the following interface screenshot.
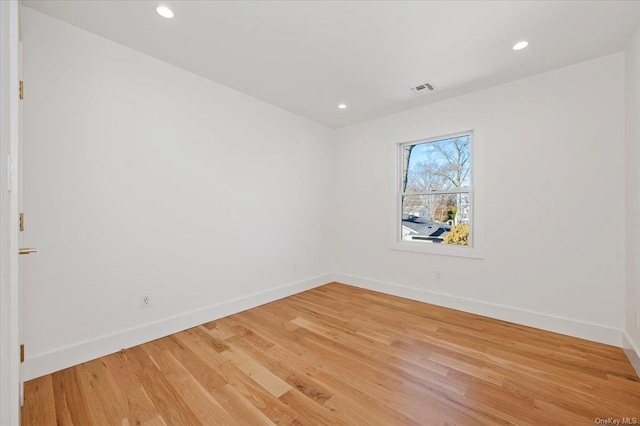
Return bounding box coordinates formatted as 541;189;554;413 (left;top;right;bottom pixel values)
333;54;626;345
21;9;334;379
625;23;640;372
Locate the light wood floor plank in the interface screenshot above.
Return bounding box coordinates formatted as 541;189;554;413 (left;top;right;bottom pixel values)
51;367;92;426
101;352;163;426
21;375;56;426
22;283;640;425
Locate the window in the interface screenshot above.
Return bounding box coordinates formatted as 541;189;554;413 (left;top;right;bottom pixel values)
391;131;481;258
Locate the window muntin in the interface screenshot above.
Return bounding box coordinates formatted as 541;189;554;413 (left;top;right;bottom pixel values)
399;133;472;247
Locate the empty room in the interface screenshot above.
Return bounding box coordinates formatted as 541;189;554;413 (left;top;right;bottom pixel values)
2;0;640;424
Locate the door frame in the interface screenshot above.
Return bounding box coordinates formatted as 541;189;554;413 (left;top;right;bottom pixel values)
0;0;22;425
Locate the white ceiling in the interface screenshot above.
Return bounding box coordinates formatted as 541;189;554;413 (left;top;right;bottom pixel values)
22;1;640;128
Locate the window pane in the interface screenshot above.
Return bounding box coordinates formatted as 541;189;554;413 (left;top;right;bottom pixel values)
402;194;470;245
403;135;471;193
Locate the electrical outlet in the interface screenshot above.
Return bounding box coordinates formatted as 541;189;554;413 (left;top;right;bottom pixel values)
292;264;297;273
140;293;152;308
435;270;442;282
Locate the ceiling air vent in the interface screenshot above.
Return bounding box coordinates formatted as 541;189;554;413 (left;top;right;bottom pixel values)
409;81;435;95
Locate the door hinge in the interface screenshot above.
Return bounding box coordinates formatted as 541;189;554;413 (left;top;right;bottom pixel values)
19;80;23;100
19;213;24;232
20;345;24;363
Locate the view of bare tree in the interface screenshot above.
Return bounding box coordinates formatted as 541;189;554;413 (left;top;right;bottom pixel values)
402;136;470;225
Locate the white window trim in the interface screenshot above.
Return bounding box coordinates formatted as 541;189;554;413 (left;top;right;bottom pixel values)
389;128;484;259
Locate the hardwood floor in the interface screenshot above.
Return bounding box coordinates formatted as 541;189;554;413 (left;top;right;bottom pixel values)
22;283;640;425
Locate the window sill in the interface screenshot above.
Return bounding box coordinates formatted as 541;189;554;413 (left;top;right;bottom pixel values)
389;241;484;259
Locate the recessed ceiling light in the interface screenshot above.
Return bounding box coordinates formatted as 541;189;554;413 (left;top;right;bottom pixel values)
338;104;347;109
156;6;174;19
512;41;529;51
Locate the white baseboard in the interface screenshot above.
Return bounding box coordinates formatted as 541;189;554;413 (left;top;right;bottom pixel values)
623;332;640;378
334;273;623;347
24;272;630;381
24;274;332;381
